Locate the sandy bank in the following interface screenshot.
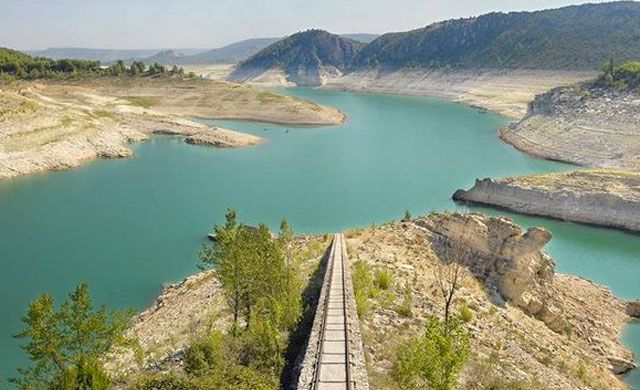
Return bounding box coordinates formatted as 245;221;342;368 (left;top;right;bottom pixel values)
324;68;595;119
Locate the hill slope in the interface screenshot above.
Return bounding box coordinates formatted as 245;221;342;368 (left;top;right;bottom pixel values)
229;30;365;85
352;1;640;70
27;48;205;62
186;38;280;64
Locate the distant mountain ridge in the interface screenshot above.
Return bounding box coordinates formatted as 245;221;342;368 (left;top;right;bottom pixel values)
229;30;365;85
352;1;640;70
340;34;379;43
228;2;640;86
27;48;205;62
185;38;281;65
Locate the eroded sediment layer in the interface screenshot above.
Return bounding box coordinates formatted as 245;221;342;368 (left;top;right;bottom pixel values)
500;84;640;169
453;170;640;233
324;68;594;118
347;214;635;389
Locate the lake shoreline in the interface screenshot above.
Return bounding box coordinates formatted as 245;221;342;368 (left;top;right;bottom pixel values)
0;78;344;181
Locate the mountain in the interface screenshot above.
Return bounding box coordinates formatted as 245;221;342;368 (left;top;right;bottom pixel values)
26;48;205;62
229;29;365;85
137;49;188;65
340;33;379;43
186;38;280;64
352;1;640;70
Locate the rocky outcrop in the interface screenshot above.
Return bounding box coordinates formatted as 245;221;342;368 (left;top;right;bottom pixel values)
415;213;566;332
628;300;640;318
452;170;640;233
183;129;263;148
346;217;635;388
500;84;640;169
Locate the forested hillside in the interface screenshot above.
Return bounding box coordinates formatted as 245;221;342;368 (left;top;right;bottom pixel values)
233;30;364;76
352;1;640;70
0;47;185;80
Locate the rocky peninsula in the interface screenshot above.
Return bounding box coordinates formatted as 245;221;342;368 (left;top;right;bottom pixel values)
347;213;636;389
453;170;640;233
0;77;344;180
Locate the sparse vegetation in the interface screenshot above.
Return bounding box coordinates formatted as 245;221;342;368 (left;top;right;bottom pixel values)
396;282;413;318
598;60;640;91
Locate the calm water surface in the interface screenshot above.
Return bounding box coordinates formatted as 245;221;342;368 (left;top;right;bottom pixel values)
0;88;638;386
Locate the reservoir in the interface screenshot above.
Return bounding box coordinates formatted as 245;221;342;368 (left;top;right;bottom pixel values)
0;88;638;386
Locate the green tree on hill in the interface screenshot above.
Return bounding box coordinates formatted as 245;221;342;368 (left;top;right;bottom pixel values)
11;283;130;389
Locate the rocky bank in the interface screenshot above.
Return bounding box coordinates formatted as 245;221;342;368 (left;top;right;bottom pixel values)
346;214;635;389
452;170;640;233
500;83;640;169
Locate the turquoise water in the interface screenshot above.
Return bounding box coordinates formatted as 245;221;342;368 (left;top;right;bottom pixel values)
0;88;638;386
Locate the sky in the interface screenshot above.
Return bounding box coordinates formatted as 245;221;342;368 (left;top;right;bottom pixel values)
1;0;613;50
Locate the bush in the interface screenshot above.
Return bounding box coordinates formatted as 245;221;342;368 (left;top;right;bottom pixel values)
50;356;110;390
135;372;191;390
394;316;470;390
352;260;374;316
459;304;473;323
396;283;413;317
374;268;394;290
184;331;226;375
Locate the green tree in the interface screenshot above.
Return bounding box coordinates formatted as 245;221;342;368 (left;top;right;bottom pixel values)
199;209;244;327
109;60;126;76
394;316;470;390
277;219;302;330
129;61;146;76
11;283;129;389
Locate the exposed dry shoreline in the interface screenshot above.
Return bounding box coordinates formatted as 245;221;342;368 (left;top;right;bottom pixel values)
0;77;345;181
453;170;640;233
187;65;594;119
500;84;640;169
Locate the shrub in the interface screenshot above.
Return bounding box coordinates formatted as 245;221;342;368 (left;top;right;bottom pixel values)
374;268;394;290
184;331;226;375
394;316;470;390
459;304;473;323
50;356;110;390
396;282;413;318
134;372;191;390
352;260;374;316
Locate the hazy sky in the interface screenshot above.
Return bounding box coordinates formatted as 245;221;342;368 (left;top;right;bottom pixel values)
2;0;612;50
